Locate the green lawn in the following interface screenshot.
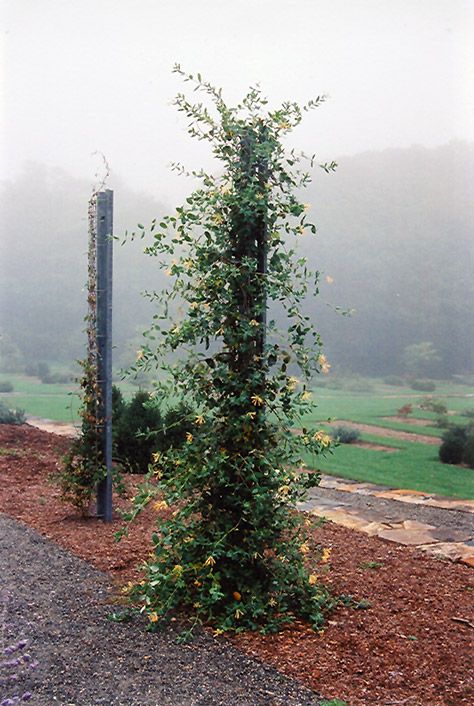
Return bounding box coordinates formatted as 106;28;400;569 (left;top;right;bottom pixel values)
2;372;473;499
0;373;142;423
302;438;474;500
299;380;474;499
305;383;474;433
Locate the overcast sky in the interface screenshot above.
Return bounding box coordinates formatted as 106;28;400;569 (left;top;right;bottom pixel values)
2;0;473;203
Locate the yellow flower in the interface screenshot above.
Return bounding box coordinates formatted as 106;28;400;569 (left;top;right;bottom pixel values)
214;628;225;636
148;612;159;623
299;542;310;555
278;485;291;496
204;556;216;567
216;327;225;336
153;500;168;512
234;608;244;619
249;319;259;327
195;415;205;425
136;349;144;361
190;301;199;310
152;452;161;463
308;574;318;585
121;581;135;594
212;213;224;225
321;547;331;563
246;411;256;419
172;564;183;575
313;431;331;448
233;591;241;601
186;432;193;443
184;259;194;270
301;390;312;401
287;376;299;391
318;354;331;375
251;394;264;407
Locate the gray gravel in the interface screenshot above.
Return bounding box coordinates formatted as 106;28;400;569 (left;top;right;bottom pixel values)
301;486;474;538
0;514;324;706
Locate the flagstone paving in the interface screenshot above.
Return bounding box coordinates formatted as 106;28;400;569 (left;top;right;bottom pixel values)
299;475;474;566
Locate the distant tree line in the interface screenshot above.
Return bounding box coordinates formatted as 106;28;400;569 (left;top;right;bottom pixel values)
1;142;473;378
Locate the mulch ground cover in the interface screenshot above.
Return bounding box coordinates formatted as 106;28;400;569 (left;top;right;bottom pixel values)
1;424;472;706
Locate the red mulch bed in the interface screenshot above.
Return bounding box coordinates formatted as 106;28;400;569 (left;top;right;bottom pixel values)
1;424;472;706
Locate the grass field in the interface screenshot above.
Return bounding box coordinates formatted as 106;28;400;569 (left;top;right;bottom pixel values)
0;373;140;423
300;380;474;499
2;372;473;498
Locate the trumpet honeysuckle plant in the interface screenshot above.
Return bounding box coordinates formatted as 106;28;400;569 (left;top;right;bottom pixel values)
122;65;337;634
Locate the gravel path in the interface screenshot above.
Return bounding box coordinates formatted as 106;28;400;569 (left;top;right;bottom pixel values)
303;486;474;536
0;514;324;706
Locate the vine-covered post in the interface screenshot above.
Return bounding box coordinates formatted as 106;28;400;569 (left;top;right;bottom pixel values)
120;69;337;634
96;189;113;522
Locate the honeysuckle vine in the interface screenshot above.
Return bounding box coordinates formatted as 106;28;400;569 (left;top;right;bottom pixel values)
56;162;110;513
121;66;337;634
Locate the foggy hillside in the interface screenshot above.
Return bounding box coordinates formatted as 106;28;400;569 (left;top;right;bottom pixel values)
306;141;474;375
1;141;473;376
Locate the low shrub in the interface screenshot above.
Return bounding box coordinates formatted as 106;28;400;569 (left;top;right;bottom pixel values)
332;425;361;444
112;388;196;474
397;403;413;418
439;426;466;465
23;362;70;384
0;401;26;425
419;397;447;415
0;381;14;393
463;431;474;469
461;408;474;419
434;414;450;429
410;380;436;392
114;390;164;474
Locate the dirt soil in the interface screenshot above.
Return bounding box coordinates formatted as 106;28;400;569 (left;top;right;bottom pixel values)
1;424;473;706
328;420;441;445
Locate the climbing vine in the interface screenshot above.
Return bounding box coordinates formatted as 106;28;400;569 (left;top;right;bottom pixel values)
55;169;109;513
122;67;337;633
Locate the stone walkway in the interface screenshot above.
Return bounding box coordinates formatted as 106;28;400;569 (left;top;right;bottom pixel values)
299;475;474;567
27;417;474;568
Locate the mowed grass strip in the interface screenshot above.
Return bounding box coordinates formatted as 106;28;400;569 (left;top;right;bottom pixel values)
305;385;474;437
0;373;154;422
302;435;474;500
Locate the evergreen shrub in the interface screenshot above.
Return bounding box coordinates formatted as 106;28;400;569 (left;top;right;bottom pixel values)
332;426;361;444
0;401;25;425
439;426;466;465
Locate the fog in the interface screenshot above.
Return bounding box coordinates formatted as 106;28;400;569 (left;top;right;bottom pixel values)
2;0;473;201
1;1;473;378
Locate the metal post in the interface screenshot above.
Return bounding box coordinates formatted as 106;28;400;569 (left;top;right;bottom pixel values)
256;124;269;358
96;189;113;522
